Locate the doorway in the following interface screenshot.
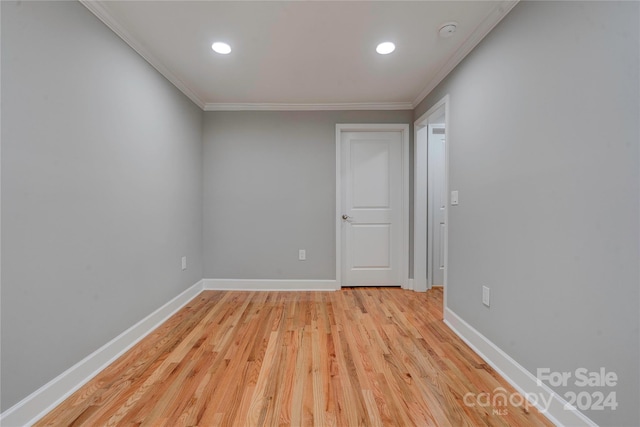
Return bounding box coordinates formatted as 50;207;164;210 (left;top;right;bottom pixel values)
413;95;449;297
336;124;409;288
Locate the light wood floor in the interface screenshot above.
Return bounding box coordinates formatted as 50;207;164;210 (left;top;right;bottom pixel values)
37;288;553;426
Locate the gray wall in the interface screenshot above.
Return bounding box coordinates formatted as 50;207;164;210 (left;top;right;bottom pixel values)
202;111;412;280
415;2;639;425
1;1;203;410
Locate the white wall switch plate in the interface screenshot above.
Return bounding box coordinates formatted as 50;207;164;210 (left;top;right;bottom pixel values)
482;286;490;307
451;190;459;206
181;256;187;270
298;249;306;261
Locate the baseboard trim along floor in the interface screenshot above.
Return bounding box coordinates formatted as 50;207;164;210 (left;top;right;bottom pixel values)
0;280;204;427
443;307;597;427
203;278;339;291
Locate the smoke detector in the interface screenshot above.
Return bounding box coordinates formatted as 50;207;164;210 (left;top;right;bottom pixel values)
438;22;458;38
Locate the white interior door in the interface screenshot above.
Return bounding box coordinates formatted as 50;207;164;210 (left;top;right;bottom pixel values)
428;125;446;286
341;131;403;286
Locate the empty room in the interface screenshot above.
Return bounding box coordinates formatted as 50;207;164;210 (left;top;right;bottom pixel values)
1;1;638;426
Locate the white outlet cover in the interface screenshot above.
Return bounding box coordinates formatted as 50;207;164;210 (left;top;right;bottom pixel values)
181;256;187;270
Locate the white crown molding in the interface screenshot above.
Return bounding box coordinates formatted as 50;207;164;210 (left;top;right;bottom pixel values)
444;307;598;427
203;102;414;112
412;0;519;108
0;280;204;427
80;0;206;110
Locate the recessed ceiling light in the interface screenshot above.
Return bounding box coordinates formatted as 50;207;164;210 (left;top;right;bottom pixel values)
211;42;231;55
376;42;395;55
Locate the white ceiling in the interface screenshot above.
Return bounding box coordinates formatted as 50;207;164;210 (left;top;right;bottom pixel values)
82;1;518;111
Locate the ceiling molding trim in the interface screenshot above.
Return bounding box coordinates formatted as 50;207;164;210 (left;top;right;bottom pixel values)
80;0;206;110
203;102;414;112
411;0;519;109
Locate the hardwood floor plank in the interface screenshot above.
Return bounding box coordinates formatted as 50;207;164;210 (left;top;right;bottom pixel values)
36;288;554;427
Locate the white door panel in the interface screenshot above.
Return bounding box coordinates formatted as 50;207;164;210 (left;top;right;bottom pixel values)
341;131;403;286
429;125;446;286
351;140;391;209
351;224;391;268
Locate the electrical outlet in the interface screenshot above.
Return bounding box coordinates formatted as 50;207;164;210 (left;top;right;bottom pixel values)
298;249;306;261
482;286;490;307
181;256;187;271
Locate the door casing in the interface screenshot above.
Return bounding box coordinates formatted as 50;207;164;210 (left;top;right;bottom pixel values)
336;124;409;289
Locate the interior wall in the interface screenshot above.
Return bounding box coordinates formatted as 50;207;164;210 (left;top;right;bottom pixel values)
1;1;203;410
414;2;639;425
202;110;413;281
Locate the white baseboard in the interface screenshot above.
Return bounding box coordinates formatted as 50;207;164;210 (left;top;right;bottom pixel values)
443;307;597;427
0;280;204;427
203;278;339;291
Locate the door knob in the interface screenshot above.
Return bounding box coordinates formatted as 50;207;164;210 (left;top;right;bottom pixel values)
342;214;351;221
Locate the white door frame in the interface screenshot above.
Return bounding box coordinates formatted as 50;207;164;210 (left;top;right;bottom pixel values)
413;95;450;300
336;124;410;289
